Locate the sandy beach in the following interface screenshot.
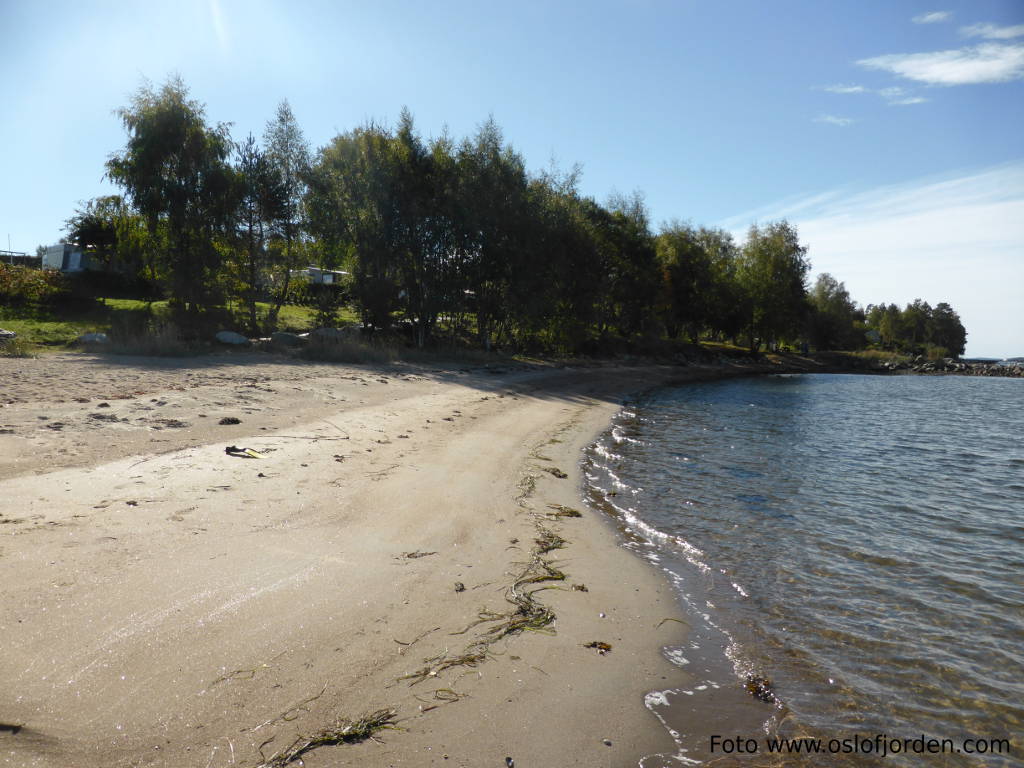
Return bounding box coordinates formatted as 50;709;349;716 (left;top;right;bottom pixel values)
0;352;770;767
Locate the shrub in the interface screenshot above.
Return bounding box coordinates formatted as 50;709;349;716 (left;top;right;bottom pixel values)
0;264;71;306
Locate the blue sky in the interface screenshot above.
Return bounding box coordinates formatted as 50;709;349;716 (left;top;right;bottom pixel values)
1;0;1021;356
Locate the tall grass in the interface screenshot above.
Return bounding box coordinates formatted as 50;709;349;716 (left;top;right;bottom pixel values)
101;320;200;357
843;349;911;363
298;335;398;365
0;338;38;358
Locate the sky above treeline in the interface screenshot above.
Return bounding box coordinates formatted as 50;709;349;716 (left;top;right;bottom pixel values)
2;0;1021;357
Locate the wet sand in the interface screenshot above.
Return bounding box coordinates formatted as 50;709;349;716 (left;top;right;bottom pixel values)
0;352;767;767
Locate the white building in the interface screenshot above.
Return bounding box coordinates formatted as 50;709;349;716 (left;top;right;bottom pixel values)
42;244;94;272
290;266;350;285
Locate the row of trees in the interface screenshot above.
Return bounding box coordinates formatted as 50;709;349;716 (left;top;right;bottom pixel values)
864;300;967;357
63;76;965;356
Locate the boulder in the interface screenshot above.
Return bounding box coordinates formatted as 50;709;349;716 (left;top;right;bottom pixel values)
215;330;250;346
270;331;305;347
78;332;109;345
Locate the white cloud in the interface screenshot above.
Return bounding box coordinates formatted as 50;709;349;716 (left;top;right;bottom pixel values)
878;86;928;105
814;114;854;126
718;164;1024;357
819;85;928;105
858;43;1024;85
209;0;229;54
961;22;1024;40
912;11;952;24
823;84;867;94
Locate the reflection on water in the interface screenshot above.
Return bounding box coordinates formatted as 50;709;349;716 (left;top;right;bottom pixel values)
587;374;1024;766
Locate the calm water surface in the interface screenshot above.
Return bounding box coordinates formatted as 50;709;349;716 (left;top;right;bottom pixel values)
586;373;1023;766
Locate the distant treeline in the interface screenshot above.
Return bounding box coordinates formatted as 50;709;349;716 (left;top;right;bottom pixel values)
58;76;965;356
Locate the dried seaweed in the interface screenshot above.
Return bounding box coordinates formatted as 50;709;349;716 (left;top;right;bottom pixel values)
257;708;398;767
249;683;329;733
412;687;468;712
533;528;566;555
398;550;436;560
397;499;570;690
211;650;286;686
745;675;776;703
515;473;537;506
513;557;566;586
399;647;490;685
545;503;582;518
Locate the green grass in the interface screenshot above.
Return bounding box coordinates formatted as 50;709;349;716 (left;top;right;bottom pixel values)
0;298;350;353
840;348;912;363
0;317;106;347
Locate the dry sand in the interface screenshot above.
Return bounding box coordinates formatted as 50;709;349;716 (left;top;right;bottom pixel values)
0;352;769;767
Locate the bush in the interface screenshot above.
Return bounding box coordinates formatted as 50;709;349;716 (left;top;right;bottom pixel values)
0;264;71;306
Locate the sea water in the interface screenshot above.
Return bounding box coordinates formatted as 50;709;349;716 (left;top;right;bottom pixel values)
585;373;1023;766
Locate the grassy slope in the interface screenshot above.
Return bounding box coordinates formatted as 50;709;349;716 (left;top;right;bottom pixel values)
1;299;360;351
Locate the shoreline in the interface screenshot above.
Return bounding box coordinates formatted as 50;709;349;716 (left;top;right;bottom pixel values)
0;353;790;767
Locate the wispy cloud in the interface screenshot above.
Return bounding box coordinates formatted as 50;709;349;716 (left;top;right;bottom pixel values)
858;43;1024;85
912;11;952;24
209;0;229;54
814;114;854;127
823;84;868;94
961;22;1024;40
817;85;928;105
878;86;929;105
718;164;1024;357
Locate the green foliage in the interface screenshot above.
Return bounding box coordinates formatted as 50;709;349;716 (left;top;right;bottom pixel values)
263;99;311;329
807;273;864;350
455;117;531;349
656;223;741;341
0;264;70;306
306;121;401;330
291;281;350;328
106;76;236;311
929;302;967;357
738;221;811;351
865;299;967;357
51;76;963;357
230;133;286;333
64;195;122;266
